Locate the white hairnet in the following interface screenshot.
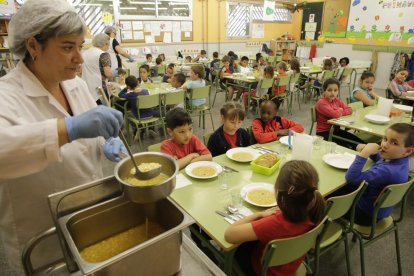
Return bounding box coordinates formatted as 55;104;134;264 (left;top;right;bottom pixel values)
92;33;110;48
9;0;83;58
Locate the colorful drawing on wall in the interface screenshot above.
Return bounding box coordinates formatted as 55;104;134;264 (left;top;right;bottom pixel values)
321;0;350;38
347;0;414;44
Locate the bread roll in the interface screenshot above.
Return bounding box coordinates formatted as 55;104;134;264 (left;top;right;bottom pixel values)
255;153;279;168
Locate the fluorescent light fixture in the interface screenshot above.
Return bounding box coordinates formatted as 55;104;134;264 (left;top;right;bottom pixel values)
120;7;137;10
129;1;154;4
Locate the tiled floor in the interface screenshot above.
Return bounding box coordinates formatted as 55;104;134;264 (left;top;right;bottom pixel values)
125;86;414;276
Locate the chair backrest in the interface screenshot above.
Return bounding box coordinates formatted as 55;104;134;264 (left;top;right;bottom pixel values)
137;93;160;109
326;182;367;220
277;75;291;87
374;177;414;209
340;67;353;79
191;85;211;100
309;107;316;135
203;132;213;145
164;90;186;107
148;142;162;152
289;73;300;85
246;126;257;144
266;56;277;63
348;101;363;111
157;65;166;75
261;217;329;275
260;77;275;89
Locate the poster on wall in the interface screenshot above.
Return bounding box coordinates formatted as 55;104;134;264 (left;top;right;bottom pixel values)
0;1;16;14
263;0;274;21
321;0;350;38
347;0;414;43
252;23;265;38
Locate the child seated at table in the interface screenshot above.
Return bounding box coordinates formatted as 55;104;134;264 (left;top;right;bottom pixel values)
182;65;206;107
242;65;273;109
219;55;239;101
185;56;192;63
225;160;325;276
171;73;186;89
137;64;153;85
252;100;304;144
388;68;414;99
207;102;250;157
162;63;176;83
351;71;378;107
193;49;208;62
315;78;364;149
237;56;251;74
210;51;221;83
271;61;289;109
344;123;414;226
161;108;212;169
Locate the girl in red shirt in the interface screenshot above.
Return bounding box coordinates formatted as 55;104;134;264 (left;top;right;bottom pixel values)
225;160;326;276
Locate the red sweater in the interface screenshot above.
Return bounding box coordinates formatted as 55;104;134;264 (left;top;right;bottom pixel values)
252;117;304;144
315;97;352;133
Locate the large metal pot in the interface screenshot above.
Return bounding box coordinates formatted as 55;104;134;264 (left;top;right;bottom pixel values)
114;152;179;203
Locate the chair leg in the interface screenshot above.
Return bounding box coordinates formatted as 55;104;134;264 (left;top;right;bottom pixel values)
355;233;366;276
209;112;215;130
394;227;402;275
343;234;351;276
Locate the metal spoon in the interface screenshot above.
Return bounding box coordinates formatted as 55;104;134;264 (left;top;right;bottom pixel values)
118;132;161;180
227;205;244;219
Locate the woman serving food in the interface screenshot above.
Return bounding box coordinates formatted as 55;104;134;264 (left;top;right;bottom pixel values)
0;0;125;274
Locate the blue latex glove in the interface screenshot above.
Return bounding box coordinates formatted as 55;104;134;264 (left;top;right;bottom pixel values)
64;106;123;142
102;137;127;162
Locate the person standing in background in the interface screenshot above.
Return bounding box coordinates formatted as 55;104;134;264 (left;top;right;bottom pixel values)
104;26;134;75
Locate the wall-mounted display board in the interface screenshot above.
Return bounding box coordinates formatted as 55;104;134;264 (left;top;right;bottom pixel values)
119;20;193;44
346;0;414;44
321;0;350;38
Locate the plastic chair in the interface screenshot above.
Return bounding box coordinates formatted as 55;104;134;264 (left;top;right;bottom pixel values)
309;182;368;276
348;100;363;111
125;93;166;147
202;132;213;145
156;64;166;76
161;90;186;135
287;73;301;113
338;68;355;98
188;85;215;130
246;126;257;145
147;142;162;152
350;177;414;276
310;70;335;100
270;75;291;114
260;217;329;276
309;106;316;135
247;77;274;114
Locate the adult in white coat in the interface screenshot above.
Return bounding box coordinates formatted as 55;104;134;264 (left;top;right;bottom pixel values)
0;0;125;274
104;26;134;74
82;33;112;104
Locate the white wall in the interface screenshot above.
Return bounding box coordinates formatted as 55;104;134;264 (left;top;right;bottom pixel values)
315;43;394;89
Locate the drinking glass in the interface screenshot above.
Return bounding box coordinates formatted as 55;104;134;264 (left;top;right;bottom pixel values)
230;190;243;209
219;169;230;190
325;141;337;154
313;135;324;151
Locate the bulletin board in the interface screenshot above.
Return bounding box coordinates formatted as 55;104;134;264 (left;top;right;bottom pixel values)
119;20;193;44
321;0;350;38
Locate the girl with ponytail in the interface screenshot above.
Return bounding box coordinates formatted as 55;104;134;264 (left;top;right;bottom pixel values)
225;160;326;276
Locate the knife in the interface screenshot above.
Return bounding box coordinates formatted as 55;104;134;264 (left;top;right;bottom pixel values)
218;164;239;173
215;210;238;221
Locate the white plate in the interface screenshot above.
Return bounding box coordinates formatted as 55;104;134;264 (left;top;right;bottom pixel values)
393;104;413;113
322;153;356;169
364;114;391;124
279;136;293;147
226;147;260;163
185;161;223;179
246;76;256;80
241;183;277;207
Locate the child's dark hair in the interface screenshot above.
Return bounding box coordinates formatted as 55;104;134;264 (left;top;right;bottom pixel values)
263;65;274;77
256;53;263;62
200;49;207;55
213;51;219;58
117;68;127;75
173;73;186;86
191;65;205;78
139;64;150;73
289;58;300;73
277;61;288;71
155;57;162;65
276;160;326;224
220;102;246;121
395;68;409;74
167;63;176;70
165;108;192;129
339;57;349;65
330;57;337;63
260;100;277;111
125;75;138;89
360;71;375;81
228;51;235;57
322;58;333;70
185;56;192;61
388;123;414;147
221;55;230;62
241;56;249;62
146;53;152;59
322;78;340;91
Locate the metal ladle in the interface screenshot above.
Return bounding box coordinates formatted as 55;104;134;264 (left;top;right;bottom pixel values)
118;132;161;180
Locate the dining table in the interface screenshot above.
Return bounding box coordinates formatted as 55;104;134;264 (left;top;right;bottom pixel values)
327;106;411;138
169;140;365;275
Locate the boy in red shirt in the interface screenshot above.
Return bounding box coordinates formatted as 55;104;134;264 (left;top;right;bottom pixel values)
252;100;304;144
161;108;212;169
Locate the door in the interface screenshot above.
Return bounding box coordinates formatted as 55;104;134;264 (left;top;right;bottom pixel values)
300;2;324;40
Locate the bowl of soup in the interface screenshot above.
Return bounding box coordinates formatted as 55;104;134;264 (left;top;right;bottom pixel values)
115;152;179;203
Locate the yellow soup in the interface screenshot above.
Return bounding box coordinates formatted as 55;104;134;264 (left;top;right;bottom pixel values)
80;222;165;263
125;173;169;186
247;189;276;206
232;152;253;162
191;166;216;177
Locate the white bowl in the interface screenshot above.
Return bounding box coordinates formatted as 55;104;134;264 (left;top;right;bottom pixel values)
364;114;390;124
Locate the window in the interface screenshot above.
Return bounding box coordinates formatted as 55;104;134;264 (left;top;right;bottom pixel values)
118;0;191;19
227;2;292;38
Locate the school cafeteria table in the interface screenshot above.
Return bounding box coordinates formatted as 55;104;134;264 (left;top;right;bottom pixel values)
223;74;259;117
170;140;364;275
328;106;411;138
400;95;414;102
